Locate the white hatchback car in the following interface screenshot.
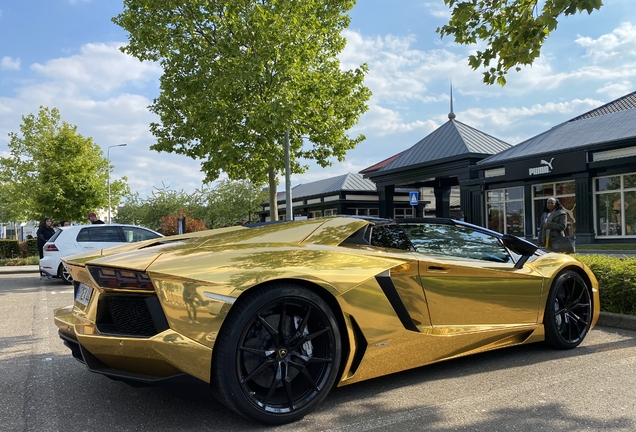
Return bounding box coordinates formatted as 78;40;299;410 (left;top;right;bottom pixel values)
39;224;163;283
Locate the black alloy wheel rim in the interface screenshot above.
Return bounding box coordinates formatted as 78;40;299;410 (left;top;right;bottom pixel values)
553;275;592;344
236;297;337;414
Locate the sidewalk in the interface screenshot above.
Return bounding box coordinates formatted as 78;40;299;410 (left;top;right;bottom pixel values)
1;264;636;331
0;265;40;275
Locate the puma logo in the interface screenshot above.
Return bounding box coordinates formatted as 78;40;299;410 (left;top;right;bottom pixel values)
540;158;554;170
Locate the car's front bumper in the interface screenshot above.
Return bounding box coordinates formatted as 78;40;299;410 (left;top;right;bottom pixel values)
53;305;214;383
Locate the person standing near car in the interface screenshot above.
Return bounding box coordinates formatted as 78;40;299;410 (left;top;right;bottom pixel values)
87;212;104;224
36;217;55;259
538;198;567;251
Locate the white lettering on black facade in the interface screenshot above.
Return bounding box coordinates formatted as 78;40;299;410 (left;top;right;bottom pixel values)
529;157;554;176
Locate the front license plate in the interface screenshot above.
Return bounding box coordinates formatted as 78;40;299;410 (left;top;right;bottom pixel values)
75;283;93;307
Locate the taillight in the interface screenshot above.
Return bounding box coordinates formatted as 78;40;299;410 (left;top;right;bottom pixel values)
87;266;155;290
43;244;59;252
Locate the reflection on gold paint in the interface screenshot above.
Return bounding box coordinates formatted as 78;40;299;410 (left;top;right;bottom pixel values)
420;259;544;325
153;278;233;350
302;218;370;245
74;329;213;382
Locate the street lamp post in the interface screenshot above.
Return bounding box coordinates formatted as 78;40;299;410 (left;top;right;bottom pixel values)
107;144;127;224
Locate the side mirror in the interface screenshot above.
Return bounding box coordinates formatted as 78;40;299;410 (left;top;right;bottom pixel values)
502;234;538;268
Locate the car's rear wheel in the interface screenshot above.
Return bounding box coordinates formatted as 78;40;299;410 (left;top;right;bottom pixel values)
58;263;73;284
212;284;341;424
544;270;592;349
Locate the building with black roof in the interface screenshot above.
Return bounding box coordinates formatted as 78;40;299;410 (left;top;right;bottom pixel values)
258;172;419;221
364;90;636;245
363;105;511;224
468;91;636;245
259;91;636;245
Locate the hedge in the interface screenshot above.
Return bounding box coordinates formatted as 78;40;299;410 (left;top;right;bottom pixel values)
0;238;38;259
576;254;636;316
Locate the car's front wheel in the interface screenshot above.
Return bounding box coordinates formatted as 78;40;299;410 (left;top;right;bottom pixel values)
58;263;73;284
544;270;592;349
211;284;342;424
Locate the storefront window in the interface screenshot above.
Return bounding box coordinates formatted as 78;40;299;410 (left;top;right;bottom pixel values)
347;208;379;216
595;173;636;237
394;208;415;218
486;187;524;235
532;181;576;238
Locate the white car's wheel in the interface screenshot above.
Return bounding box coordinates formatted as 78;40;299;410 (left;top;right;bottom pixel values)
58;264;73;284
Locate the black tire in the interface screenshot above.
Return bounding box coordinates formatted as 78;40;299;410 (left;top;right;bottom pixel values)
58;264;73;284
544;270;592;349
211;284;341;424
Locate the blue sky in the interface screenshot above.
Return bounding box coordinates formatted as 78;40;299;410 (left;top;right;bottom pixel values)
1;0;635;198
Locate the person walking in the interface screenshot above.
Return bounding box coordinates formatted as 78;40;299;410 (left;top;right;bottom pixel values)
36;217;56;259
538;197;567;251
87;212;105;224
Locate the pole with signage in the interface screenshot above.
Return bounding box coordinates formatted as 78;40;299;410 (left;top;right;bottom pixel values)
409;191;419;217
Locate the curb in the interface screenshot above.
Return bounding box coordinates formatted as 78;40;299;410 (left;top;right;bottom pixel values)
597;311;636;331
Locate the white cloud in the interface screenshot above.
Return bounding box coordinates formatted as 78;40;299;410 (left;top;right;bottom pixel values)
357;104;438;136
341;30;475;104
455;98;605;143
423;1;450;19
576;22;636;61
596;80;634;99
0;42;199;197
1;56;20;71
30;43;160;95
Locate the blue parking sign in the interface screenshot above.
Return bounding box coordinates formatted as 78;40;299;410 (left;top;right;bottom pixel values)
409;191;419;205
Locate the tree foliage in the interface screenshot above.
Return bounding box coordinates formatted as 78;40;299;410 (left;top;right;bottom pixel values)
207;179;268;227
0;107;129;222
113;0;371;220
115;184;207;231
438;0;604;85
115;180;267;230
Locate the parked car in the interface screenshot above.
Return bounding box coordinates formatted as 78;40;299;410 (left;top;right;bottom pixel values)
53;216;599;424
40;224;163;283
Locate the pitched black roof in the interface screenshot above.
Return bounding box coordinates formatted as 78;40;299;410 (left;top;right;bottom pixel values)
276;173;376;202
377;119;511;172
479;91;636;165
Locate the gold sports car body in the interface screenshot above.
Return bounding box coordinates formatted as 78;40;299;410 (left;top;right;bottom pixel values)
54;217;599;424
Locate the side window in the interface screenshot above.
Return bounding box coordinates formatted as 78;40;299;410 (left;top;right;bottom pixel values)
76;228;90;242
370;225;413;251
77;226;123;242
404;223;512;263
122;227;161;243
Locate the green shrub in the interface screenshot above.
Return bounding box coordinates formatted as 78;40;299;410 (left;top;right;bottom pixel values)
19;238;38;258
0;240;20;259
576;254;636;315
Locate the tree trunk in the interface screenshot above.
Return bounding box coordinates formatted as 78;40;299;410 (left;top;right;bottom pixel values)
268;165;278;221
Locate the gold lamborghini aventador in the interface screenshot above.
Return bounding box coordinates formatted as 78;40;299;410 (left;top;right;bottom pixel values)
54;216;599;424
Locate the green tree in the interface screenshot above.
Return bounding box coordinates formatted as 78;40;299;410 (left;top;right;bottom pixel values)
113;0;371;221
438;0;603;85
0;107;129;222
115;184;208;231
208;179;269;227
